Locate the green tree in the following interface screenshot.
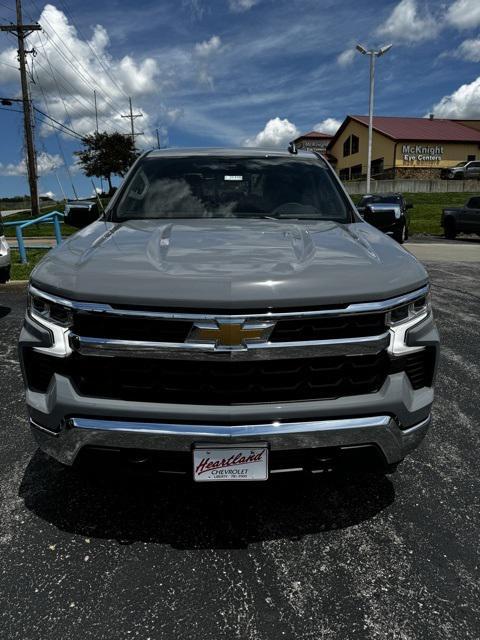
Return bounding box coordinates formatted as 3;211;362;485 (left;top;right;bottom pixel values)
75;131;139;194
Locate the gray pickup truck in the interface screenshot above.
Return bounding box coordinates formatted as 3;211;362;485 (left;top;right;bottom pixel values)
19;149;439;481
442;196;480;239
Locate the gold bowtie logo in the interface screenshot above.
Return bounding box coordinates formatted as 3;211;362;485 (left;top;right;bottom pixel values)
187;320;275;349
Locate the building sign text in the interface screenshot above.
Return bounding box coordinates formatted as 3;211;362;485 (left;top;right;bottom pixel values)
402;144;444;163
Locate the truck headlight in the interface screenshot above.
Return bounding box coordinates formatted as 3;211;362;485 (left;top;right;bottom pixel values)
28;289;73;327
387;293;431;327
387;292;432;355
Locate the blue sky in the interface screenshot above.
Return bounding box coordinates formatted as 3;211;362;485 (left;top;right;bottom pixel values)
1;0;480;198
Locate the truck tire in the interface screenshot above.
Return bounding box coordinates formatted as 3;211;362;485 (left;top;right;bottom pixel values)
0;266;10;284
444;218;457;240
393;223;407;244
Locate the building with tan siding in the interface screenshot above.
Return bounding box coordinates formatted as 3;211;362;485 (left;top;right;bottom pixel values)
327;115;480;180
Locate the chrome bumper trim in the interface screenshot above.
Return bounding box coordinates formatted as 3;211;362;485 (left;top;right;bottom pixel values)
29;414;432;466
69;332;391;360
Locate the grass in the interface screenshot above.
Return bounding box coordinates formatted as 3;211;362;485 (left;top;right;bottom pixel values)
350;192;480;236
10;249;49;280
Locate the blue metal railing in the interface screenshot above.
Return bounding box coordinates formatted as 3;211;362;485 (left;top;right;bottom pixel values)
3;210;64;264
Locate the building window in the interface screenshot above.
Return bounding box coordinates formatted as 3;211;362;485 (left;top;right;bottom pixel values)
339;168;350;180
350;164;362;179
343;136;351;157
467;155;476;161
371;157;384;176
351;135;359;155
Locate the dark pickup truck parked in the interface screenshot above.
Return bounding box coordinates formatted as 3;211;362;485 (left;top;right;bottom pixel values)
356;193;412;244
442;196;480;239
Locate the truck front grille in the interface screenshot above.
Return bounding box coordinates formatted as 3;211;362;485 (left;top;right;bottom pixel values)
72;311;387;343
24;349;435;405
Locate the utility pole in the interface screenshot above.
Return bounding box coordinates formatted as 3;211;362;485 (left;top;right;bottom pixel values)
121;97;143;144
0;1;42;216
156;128;161;149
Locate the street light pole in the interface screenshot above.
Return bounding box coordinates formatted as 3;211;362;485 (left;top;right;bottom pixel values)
356;43;392;194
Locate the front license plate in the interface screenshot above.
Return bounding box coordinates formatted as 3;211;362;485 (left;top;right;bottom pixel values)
193;445;269;482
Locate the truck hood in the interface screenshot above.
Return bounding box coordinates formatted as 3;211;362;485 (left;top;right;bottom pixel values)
31;218;428;308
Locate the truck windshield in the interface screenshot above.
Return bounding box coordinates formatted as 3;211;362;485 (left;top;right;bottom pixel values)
114;156;353;222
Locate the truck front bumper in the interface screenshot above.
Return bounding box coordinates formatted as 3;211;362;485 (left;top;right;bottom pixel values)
29;412;431;467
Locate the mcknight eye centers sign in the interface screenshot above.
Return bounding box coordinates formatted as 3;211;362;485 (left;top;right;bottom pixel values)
402;144;444;163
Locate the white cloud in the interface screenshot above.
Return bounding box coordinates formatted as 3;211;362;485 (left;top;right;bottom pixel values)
0;152;63;177
40;191;56;199
337;49;355;67
431;76;480;118
243;117;300;148
376;0;439;43
313;118;341;135
453;38;480;62
228;0;259;12
194;35;223;89
194;35;222;57
446;0;480;29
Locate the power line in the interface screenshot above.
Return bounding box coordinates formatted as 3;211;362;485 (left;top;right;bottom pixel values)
33;105;83;139
57;0;130;101
0;1;16;13
27;0;129;118
39;27;128;122
0;59;19;69
31;54;128;134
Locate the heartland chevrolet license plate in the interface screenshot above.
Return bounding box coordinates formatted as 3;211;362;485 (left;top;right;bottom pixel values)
193;445;269;482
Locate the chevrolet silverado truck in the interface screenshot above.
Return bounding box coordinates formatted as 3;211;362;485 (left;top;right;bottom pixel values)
441;196;480;239
19;149;439;481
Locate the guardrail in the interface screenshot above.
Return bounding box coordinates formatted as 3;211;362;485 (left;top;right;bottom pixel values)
3;210;64;263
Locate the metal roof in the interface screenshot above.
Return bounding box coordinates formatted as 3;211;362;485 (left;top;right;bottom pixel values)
349;115;480;142
293;131;332;141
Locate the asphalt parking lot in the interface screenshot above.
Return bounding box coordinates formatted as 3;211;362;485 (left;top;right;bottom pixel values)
0;256;479;639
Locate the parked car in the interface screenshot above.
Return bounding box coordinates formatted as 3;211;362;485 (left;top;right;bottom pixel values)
64;199;100;228
0;213;11;283
19;149;439;481
441;195;480;239
356;193;412;243
441;161;480;180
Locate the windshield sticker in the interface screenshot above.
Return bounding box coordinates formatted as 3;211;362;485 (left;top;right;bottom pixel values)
224;175;243;181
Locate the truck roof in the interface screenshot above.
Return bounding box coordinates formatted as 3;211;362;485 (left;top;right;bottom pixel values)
145;147;323;160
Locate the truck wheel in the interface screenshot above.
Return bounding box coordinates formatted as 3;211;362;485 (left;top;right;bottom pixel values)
444;219;457;240
393;224;406;244
0;266;10;284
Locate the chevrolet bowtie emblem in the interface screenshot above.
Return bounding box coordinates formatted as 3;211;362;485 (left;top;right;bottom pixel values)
186;319;275;350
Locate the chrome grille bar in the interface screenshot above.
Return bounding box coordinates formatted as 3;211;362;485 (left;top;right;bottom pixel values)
69;332;391;360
